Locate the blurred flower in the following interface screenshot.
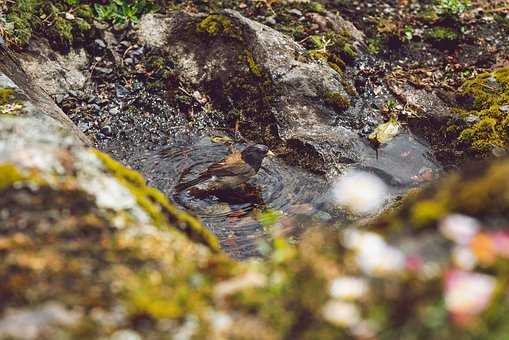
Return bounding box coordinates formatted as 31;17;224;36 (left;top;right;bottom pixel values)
490;230;509;258
468;231;509;265
444;270;496;321
332;171;388;215
329;276;369;300
321;300;361;327
209;311;233;337
452;246;477;270
110;330;142;340
343;229;406;277
405;254;423;273
470;233;497;265
439;214;480;245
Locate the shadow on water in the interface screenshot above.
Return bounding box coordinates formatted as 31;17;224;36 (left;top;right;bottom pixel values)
142;132;441;259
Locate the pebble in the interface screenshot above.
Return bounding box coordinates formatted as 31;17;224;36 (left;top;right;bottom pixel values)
464;114;479;123
55;94;67;104
129;46;144;57
115;84;129;98
95;39;106;49
109;107;120;115
78;121;91;132
101;125;113;136
288;9;303;16
95;67;113;74
96;132;108;140
313;211;332;222
265;16;277;25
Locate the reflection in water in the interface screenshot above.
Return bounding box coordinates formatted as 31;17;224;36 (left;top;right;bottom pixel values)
142;133;441;259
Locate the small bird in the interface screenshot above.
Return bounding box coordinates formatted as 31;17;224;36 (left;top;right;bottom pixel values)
175;144;274;193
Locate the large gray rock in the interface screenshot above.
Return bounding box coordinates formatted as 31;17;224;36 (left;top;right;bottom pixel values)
138;10;439;183
138;10;364;175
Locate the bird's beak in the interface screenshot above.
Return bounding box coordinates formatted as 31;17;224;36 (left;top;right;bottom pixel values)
267;150;275;157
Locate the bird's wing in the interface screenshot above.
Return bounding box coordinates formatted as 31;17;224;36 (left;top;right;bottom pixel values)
205;160;254;177
203;151;251;177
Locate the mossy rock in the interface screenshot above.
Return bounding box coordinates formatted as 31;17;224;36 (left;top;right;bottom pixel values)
137;10;364;175
456;68;509;154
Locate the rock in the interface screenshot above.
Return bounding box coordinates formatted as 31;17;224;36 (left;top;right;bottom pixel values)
94;38;107;49
95;66;113;74
137;11;361;174
287;8;303;16
15;38;89;99
0;47;90;145
137;10;438;184
137;13;172;48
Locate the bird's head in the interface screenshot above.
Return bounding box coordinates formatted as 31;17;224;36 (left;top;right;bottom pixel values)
241;144;274;170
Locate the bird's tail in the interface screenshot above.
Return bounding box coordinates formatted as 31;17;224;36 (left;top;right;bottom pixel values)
174;176;206;192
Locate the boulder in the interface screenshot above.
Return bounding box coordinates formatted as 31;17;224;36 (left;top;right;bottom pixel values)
137;11;439;184
138;10;365;175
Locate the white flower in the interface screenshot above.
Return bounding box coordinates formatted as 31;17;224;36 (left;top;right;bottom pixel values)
321;301;361;327
445;270;496;316
332;171;388;215
439;214;480;245
343;229;406;277
329;276;369;300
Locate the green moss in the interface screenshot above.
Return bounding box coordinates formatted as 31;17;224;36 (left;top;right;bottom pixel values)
0;164;24;189
0;87;23;116
0;88;14;106
325;91;350;111
410;200;448;226
4;0;39;45
94;150;220;252
457;68;509;153
367;37;382;54
197;14;233;36
426;26;458;42
328;62;343;75
245;50;262;77
342;43;357;59
306;31;357;72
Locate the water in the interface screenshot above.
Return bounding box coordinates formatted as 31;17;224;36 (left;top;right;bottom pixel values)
143;135;329;259
141;130;441;259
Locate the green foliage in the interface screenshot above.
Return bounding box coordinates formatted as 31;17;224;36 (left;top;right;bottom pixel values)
4;0;41;45
2;0;157;47
367;37;382;55
94;0;158;26
403;25;414;41
438;0;471;16
4;0;94;46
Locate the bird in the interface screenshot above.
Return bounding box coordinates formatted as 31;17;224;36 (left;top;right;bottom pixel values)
174;144;274;193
